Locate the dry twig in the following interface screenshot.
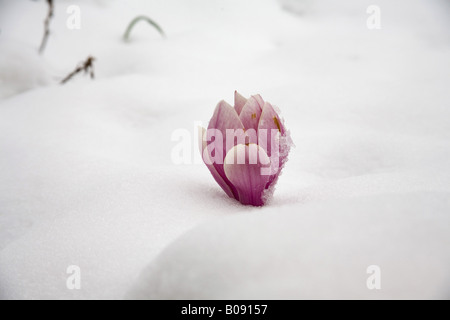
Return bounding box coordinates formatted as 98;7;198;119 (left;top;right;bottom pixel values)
61;56;96;85
39;0;54;54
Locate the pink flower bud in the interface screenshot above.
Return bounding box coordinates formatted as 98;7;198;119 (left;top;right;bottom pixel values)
199;91;292;206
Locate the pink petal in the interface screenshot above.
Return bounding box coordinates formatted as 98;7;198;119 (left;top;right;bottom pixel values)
207;100;245;200
257;101;286;157
252;94;265;109
198;127;235;198
239;96;263;131
258;101;286;135
234;91;247;116
223;144;271;206
208;100;244;136
257;102;291;189
208;100;245;155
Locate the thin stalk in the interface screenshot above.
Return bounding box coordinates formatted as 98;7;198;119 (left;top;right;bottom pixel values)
39;0;54;54
123;16;165;42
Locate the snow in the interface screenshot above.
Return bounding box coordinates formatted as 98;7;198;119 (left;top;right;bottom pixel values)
0;0;449;299
127;193;450;300
0;41;50;99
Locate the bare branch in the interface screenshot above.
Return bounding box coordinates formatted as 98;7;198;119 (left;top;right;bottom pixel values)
39;0;54;54
61;56;96;85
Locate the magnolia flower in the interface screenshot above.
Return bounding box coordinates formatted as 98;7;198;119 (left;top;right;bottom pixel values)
199;91;292;206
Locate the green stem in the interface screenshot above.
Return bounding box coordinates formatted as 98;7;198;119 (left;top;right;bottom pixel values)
123;16;165;42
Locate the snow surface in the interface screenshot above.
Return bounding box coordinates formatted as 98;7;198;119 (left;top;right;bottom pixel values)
0;0;450;299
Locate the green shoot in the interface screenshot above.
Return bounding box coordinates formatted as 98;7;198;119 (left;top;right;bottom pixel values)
123;16;165;42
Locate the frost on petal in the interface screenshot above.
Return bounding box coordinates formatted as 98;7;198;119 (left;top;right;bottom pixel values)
223;144;271;206
262;129;292;192
234;91;247;116
257;102;292;190
239;96;263;131
198;127;235;198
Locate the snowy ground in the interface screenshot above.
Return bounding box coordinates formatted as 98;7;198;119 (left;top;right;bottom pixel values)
0;0;449;299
